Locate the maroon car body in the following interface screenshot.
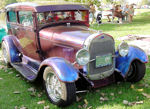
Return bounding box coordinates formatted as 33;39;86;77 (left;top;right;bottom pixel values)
6;3;90;63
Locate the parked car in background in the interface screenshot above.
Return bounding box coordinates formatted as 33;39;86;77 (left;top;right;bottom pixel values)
0;27;6;46
0;9;7;46
2;2;148;106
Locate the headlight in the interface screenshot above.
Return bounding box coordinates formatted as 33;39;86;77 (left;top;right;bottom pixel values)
76;48;90;65
118;41;129;57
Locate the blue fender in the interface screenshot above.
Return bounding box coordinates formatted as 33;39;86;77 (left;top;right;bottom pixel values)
39;57;79;82
116;45;148;77
2;36;21;63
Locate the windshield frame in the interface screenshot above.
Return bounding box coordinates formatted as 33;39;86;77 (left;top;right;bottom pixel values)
35;10;89;29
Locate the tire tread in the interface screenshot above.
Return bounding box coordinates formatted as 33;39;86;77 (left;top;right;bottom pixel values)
127;61;146;82
58;83;76;106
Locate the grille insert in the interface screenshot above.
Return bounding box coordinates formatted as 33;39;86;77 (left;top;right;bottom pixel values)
87;34;115;80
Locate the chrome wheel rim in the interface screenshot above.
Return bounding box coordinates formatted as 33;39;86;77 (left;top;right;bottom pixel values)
46;73;62;102
2;43;9;64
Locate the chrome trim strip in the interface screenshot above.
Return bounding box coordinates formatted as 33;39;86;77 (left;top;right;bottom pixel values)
83;33;101;76
83;33;100;50
88;68;114;80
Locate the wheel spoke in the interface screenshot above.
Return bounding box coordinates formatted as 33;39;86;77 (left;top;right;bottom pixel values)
56;87;62;96
2;46;7;63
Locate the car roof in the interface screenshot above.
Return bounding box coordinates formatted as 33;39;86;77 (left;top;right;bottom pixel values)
5;2;88;12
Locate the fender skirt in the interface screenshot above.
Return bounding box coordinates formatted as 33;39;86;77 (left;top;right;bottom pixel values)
116;46;148;77
2;36;21;63
39;57;79;82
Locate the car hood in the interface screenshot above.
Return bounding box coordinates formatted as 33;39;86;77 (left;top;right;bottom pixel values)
39;25;97;49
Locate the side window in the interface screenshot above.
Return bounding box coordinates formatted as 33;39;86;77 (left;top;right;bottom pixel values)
19;11;33;26
8;11;17;23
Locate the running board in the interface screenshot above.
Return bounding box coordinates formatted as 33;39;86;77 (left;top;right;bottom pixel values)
11;63;38;81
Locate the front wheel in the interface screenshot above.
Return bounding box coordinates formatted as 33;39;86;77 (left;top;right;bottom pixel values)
127;60;146;82
43;67;76;106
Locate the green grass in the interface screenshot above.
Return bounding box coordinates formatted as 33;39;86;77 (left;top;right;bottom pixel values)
0;9;150;109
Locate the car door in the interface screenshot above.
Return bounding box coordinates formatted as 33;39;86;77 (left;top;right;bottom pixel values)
17;11;40;60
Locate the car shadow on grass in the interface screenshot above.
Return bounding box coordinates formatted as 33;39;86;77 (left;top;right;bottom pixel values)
66;81;150;109
0;59;150;109
67;59;150;109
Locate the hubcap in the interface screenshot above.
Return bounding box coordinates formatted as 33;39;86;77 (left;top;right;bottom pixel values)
46;73;62;102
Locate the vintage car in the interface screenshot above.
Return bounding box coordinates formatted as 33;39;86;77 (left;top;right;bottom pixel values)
2;2;148;106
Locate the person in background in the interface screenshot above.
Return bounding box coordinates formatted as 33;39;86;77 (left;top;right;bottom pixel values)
89;3;96;24
106;4;115;22
122;5;129;21
114;5;123;23
128;5;134;23
64;11;72;20
46;12;54;22
96;4;102;24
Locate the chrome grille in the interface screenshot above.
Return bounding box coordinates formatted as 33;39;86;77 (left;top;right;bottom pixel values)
87;34;115;80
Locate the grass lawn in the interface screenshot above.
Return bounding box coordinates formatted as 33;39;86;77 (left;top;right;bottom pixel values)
0;9;150;109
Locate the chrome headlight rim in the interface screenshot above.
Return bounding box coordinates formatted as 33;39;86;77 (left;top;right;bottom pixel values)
76;48;90;66
118;41;129;57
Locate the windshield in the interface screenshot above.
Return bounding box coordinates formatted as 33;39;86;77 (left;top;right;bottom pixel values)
37;10;88;27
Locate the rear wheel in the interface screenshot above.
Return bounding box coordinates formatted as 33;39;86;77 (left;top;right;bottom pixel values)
43;67;76;106
1;41;11;66
127;61;146;82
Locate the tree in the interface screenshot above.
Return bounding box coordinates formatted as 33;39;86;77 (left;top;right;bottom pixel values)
103;0;116;4
103;0;127;5
4;0;17;5
65;0;101;7
141;0;150;5
0;0;17;9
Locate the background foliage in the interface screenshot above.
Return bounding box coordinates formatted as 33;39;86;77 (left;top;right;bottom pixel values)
0;0;150;9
